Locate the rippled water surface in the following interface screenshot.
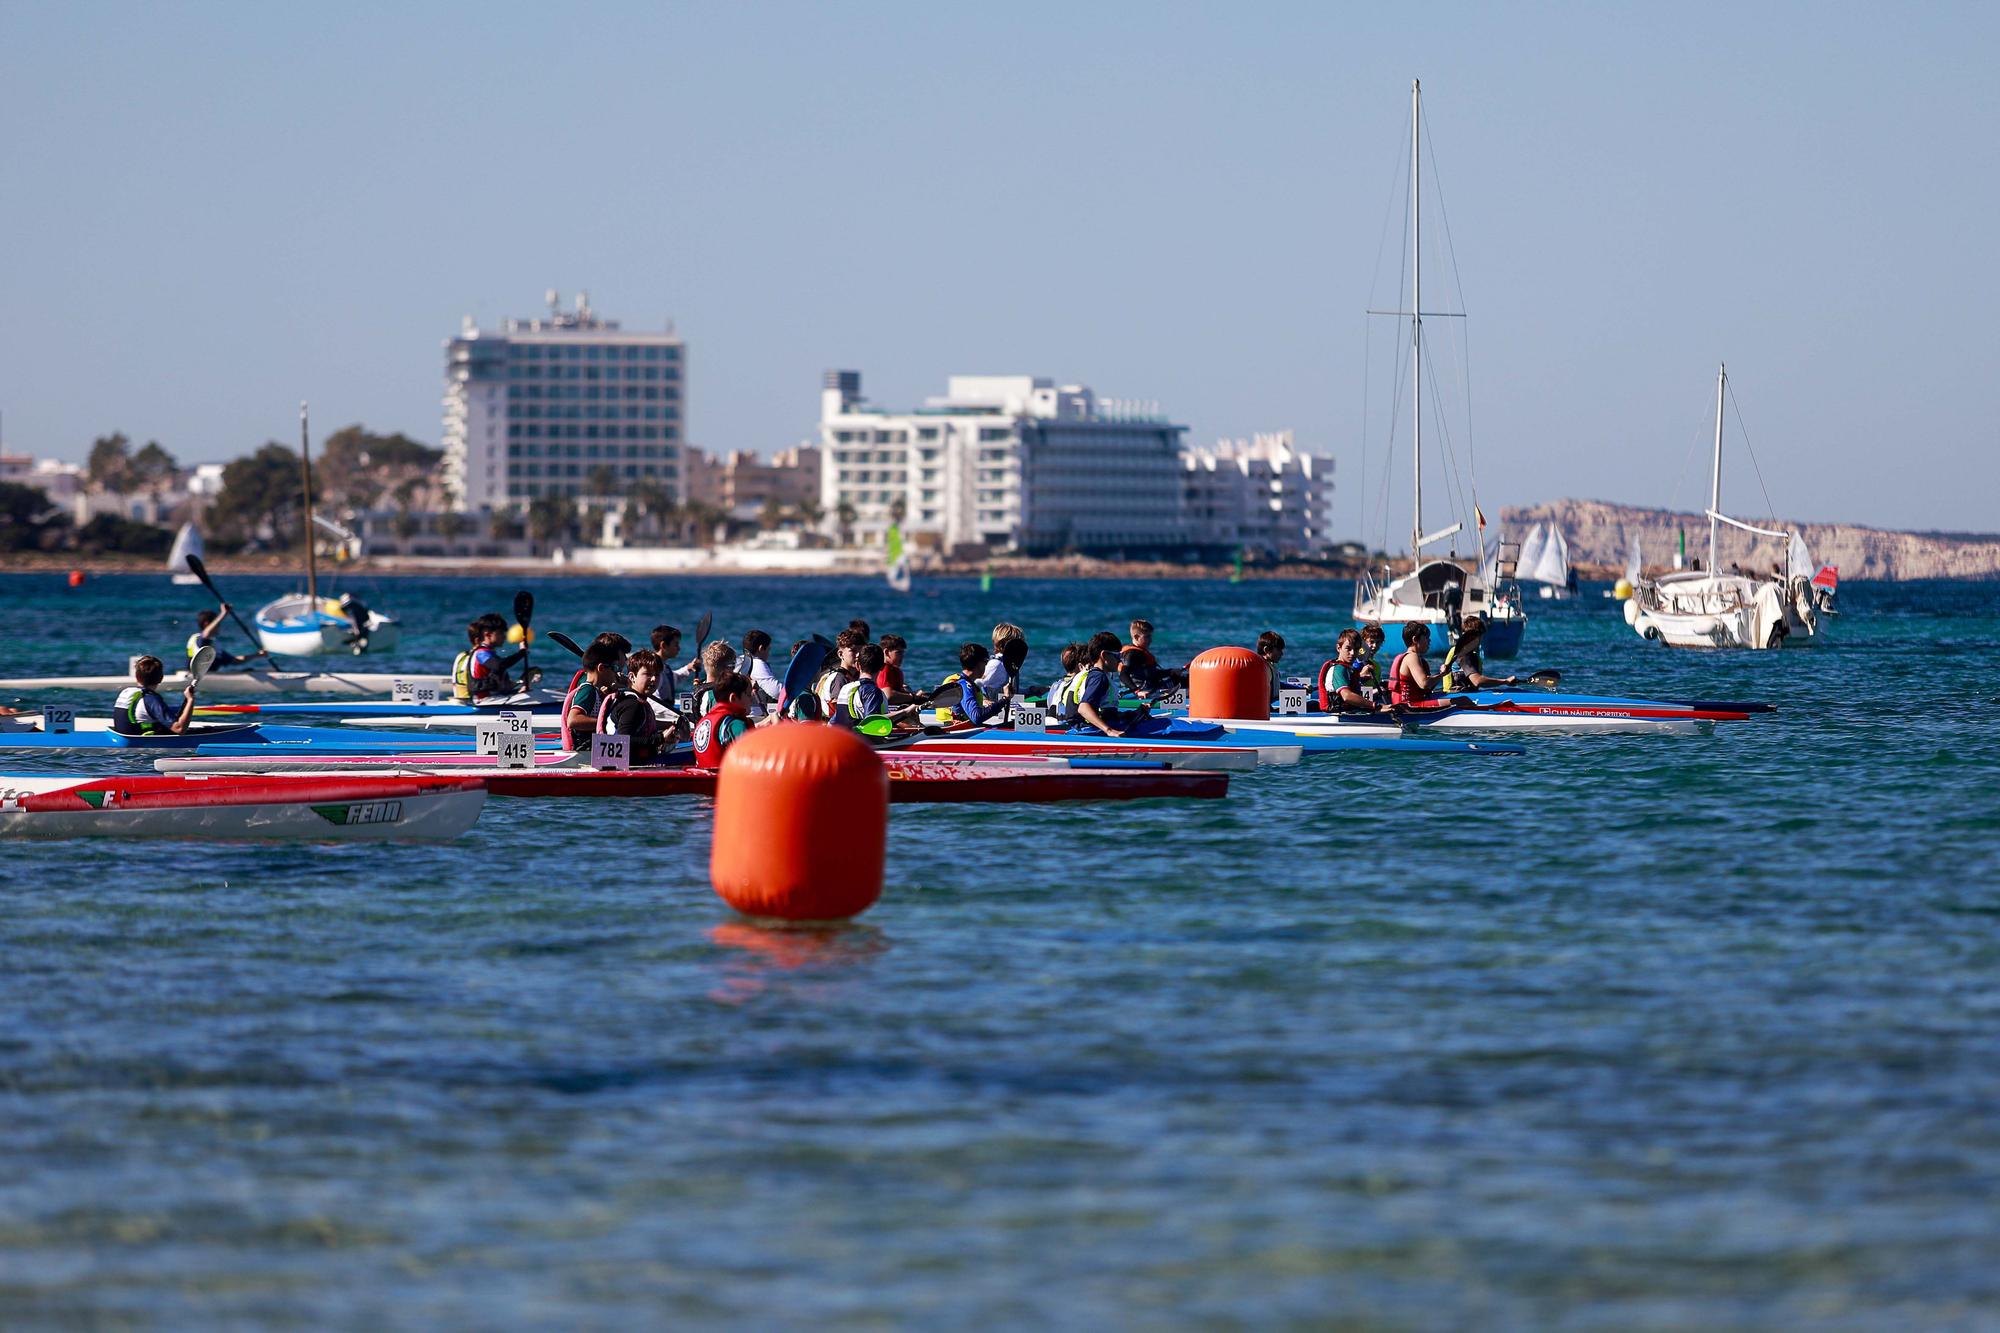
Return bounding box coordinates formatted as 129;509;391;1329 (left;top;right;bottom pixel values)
3;571;1998;1328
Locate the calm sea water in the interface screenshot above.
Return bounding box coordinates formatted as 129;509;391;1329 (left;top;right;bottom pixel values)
2;571;1998;1328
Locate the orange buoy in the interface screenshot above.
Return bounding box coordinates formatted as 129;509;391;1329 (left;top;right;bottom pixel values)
67;569;86;588
1188;646;1270;721
710;723;887;921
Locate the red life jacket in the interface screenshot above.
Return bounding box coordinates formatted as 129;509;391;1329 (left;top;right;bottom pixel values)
1386;650;1432;707
1317;658;1339;712
693;701;748;768
562;669;592;751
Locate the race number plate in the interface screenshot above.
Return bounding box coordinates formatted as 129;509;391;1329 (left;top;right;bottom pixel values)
1276;688;1309;715
40;705;75;734
1012;699;1047;728
590;734;631;771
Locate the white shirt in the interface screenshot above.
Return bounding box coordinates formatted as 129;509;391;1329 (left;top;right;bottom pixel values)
745;655;781;718
978;655;1010;695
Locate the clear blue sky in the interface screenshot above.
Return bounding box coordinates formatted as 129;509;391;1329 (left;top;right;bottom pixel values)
3;1;1994;535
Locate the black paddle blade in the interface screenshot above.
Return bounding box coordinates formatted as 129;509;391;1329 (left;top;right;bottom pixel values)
514;590;534;628
694;611;712;649
548;631;586;658
185;553;217;590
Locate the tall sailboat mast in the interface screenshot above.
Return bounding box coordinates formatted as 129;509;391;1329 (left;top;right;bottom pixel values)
1410;78;1423;562
1708;364;1725;576
299;402;319;605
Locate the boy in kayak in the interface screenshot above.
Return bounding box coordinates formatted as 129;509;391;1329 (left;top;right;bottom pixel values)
1387;623;1437;707
740;630;782;719
877;634;923;709
831;643;915;730
1255;630;1288;703
1119;619;1184;698
595;648;671;765
565;642;622;751
1440;614;1519;692
694;671;754;767
112;655;198;736
1062;633;1151;738
813;629;865;717
1357;624;1387;697
1048;642;1084;708
949;643;1011;727
186;604;263;670
1318;630;1385;713
454;614;526;701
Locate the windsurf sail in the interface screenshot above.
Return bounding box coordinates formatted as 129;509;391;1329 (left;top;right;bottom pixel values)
885;523;911;592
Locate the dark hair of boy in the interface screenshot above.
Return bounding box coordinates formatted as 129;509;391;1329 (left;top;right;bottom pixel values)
134;655;165;687
466;618;486;644
583;642;620;671
1361;624;1386;644
594;632;633;655
1059;643;1083;672
879;633;907;653
1336;628;1361;652
712;670;750;703
1257;630;1285;656
650;625;680;651
855;643;885;675
959;642;989;672
847;619;871;641
835;628;866;652
1086;630;1122;661
627;648;663;674
999;637;1028;669
743;629;772;656
196;610;218;630
1401;622;1429;647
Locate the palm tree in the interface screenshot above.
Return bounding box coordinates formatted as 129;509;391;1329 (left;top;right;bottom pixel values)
835;500;857;547
889;495;908;526
526;494;572;548
796;497;825;529
438;510;467;550
759;496;785;531
586;464;618;499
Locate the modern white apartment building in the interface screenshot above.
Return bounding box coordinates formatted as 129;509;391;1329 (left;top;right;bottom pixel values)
819;372;1191;556
1183;431;1335;558
443;292;685;511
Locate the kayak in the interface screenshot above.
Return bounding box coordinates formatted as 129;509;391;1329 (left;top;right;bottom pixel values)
953;726;1522;759
148;752;1226;804
193;695;562;717
0;669;454;698
1202;706;1716;735
0;723;505;753
156;747;1248;776
0;773;486;841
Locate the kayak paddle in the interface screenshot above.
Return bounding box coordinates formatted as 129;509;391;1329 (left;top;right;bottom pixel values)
513;590;538;689
188;644;217;688
694;611;713;652
548;631;586;659
184;554;278;665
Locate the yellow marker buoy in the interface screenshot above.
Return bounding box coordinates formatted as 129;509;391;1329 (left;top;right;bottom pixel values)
1613;578;1634;600
507;623;534;645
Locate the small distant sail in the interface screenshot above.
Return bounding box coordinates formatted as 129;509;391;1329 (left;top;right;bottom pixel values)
1516;524;1548;582
1786;531;1815;582
1811;565;1839;591
1477;528;1502;582
1536;526;1571;586
168;522;204;584
1623;535;1642;583
885;523;911;593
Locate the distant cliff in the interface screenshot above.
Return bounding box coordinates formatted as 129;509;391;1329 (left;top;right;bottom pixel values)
1500;499;2000;582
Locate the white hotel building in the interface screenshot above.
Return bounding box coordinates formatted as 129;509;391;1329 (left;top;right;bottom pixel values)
443;292;685;510
1183;431;1335;558
819;372;1197;557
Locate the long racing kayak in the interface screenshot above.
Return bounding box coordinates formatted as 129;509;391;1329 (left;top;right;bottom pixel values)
0;669;457;698
0;773;486;840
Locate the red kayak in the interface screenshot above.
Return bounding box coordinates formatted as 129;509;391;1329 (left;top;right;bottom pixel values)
0;773;486;841
480;756;1227;803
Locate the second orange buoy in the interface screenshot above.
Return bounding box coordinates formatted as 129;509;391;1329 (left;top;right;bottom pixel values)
710;723;888;921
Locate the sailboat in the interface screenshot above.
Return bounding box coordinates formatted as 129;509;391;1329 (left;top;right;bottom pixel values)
252;405;401;656
1523;524;1574;599
167;523;203;585
884;522;912;592
1624;365;1822;649
1352;80;1527;659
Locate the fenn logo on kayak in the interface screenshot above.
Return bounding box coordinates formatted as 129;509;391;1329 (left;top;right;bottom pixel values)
311;800;404;826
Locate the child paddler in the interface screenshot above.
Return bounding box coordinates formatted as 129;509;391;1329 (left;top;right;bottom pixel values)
1118;619;1184;698
832;644;920;731
186;604;262;670
876;634;923;709
1255;630;1288;704
690;640;739;717
693;671;754;767
1318;629;1385;713
741;630;782;719
113;655;198;736
949;643;1010;727
453;613;527;701
1386;623;1437;707
812;629;865;718
565;643;622;751
595;648;670;765
1061;632;1152;739
1439;614;1519;692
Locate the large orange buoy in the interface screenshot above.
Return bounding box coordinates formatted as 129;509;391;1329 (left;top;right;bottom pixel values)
1188;646;1270;721
67;569;85;588
710;723;888;921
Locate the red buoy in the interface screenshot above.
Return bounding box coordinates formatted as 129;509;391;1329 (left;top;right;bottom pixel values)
710;723;887;921
67;569;85;588
1188;646;1270;721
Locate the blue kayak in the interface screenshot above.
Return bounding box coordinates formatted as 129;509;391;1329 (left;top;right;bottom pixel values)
957;726;1521;758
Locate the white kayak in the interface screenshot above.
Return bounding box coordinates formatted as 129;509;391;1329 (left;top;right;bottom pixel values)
1195;708;1706;736
0;773;486;841
0;669;455;698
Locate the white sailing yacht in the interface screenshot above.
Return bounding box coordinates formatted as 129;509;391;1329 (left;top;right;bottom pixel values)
1516;523;1574;599
166;522;203;585
1624;365;1823;649
252;405;401;656
1352;80;1527;659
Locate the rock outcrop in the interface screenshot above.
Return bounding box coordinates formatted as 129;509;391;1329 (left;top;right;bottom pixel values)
1499;499;2000;582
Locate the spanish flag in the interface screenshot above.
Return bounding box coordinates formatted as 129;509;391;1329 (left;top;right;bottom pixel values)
1475;505;1487;531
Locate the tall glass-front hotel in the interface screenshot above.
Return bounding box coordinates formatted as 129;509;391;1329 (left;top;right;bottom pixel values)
442;292;684;510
